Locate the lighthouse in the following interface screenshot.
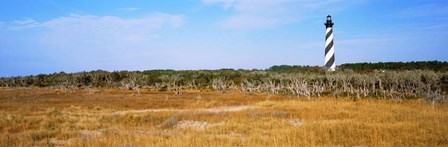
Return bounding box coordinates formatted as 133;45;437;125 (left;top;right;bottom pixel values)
325;15;335;71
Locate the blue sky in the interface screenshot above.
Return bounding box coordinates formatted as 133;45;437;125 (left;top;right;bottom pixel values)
1;0;447;76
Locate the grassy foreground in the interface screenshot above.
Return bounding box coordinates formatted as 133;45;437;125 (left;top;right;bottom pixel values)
0;88;447;146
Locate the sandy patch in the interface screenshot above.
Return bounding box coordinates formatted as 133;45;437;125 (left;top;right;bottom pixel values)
204;106;253;113
112;108;182;115
49;138;72;146
288;119;304;127
113;105;254;115
80;130;103;139
175;120;224;130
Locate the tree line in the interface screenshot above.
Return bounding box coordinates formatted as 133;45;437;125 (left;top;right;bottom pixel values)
338;61;448;72
1;63;447;103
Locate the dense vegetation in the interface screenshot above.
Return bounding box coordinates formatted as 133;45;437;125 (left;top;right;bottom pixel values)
1;61;447;103
338;60;448;72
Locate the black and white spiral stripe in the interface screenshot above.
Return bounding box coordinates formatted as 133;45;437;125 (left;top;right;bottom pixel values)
325;27;335;71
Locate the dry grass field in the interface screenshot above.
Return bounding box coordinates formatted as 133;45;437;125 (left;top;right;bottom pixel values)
0;87;447;146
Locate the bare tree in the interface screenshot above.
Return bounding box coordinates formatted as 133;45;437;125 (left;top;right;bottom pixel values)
163;75;183;95
260;78;280;97
212;77;232;93
186;79;198;90
0;78;10;87
286;77;310;100
129;73;141;94
241;79;260;93
185;73;199;90
120;73;142;94
315;80;325;97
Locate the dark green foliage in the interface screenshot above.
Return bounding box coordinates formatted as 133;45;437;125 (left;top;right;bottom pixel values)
1;61;447;103
339;61;448;73
268;65;325;73
440;73;448;93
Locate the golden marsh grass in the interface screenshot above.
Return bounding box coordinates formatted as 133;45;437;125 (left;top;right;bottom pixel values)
0;87;447;146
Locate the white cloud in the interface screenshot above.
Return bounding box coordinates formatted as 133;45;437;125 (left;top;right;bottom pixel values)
222;0;299;30
38;13;182;43
0;13;183;45
302;0;344;9
0;13;184;71
11;19;38;25
398;3;448;18
202;0;235;9
117;7;142;11
1;18;40;30
203;0;358;30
